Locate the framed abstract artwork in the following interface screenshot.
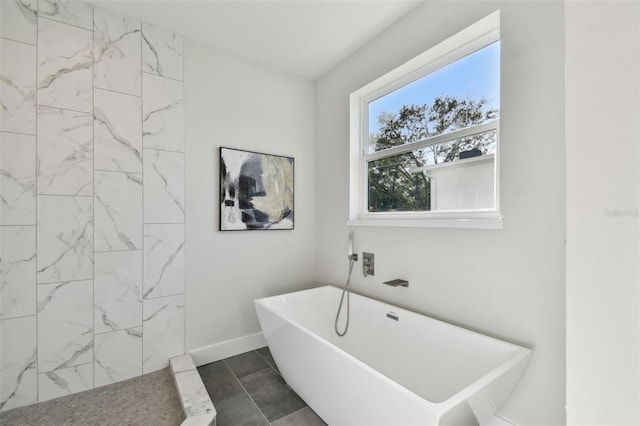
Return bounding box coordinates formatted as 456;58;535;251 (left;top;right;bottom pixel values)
219;147;294;231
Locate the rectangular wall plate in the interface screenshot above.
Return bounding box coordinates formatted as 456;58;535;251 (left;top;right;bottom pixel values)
363;252;375;277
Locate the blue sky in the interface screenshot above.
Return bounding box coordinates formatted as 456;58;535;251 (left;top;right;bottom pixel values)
368;41;500;134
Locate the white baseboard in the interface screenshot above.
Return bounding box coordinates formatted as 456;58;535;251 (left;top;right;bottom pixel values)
189;332;267;367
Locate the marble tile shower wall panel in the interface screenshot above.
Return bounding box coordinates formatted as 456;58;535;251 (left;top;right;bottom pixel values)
142;23;184;81
37;279;94;373
143;148;185;224
94;8;141;96
38;0;93;30
36;195;93;283
144;224;185;299
0;226;36;319
94;250;142;334
1;0;37;44
143;72;184;152
1;38;37;134
39;363;94;402
94;327;143;387
1;133;36;225
37;279;94;400
0;1;185;410
0;316;38;411
94;89;143;172
143;294;185;374
37;17;93;113
94;171;143;251
37;106;93;196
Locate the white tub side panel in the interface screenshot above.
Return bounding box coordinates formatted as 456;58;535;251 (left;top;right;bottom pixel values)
256;302;442;426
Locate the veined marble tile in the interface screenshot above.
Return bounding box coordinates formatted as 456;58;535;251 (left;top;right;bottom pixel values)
142;73;184;152
37;195;93;283
95;171;142;251
94;327;142;387
143;294;184;374
0;0;37;45
142;23;183;81
38;17;93;113
94;250;142;334
37;279;93;373
94;89;142;173
169;353;195;374
1;226;36;319
174;369;216;418
1;38;36;134
143;149;184;223
0;316;37;412
94;8;141;96
143;224;184;299
38;0;93;30
37;106;93;196
38;363;93;402
0;132;36;225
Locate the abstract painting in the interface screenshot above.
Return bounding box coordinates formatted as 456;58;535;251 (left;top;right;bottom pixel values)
219;147;294;231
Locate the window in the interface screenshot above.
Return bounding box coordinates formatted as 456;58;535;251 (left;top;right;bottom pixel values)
349;11;502;229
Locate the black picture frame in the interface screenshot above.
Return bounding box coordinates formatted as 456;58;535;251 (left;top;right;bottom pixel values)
219;147;294;231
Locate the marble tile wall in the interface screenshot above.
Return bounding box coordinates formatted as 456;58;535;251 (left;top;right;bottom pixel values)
0;0;185;411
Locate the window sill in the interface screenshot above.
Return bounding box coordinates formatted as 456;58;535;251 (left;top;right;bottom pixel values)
347;218;504;230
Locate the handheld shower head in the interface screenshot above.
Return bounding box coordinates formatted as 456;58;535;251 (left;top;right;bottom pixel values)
347;232;358;261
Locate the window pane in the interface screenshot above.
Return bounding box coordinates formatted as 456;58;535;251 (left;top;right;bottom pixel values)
368;41;500;154
367;130;496;212
368;151;432;212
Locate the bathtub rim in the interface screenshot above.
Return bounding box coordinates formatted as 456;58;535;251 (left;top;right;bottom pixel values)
254;284;532;417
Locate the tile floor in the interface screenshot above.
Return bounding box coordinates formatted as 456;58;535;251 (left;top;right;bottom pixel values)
198;347;327;426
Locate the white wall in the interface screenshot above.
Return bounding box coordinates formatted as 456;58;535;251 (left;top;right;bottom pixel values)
566;2;640;425
184;41;316;358
314;2;565;425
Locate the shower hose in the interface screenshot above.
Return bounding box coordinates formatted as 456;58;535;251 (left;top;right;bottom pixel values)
334;257;356;336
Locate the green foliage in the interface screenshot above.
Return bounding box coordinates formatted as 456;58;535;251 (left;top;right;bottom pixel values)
368;95;498;212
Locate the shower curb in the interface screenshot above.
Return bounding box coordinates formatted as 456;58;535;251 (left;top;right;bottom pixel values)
170;353;217;426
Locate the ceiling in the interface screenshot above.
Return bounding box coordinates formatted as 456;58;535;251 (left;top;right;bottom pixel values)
89;0;424;80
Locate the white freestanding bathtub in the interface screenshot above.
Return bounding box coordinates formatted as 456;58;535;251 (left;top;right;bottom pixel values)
255;286;531;426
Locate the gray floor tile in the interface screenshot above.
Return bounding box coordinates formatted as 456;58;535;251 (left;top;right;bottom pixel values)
239;368;306;423
198;360;245;402
225;351;271;379
262;354;281;375
256;346;271;357
215;393;269;426
270;406;327;426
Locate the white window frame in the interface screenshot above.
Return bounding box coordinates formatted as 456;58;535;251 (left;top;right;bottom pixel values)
348;11;503;229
